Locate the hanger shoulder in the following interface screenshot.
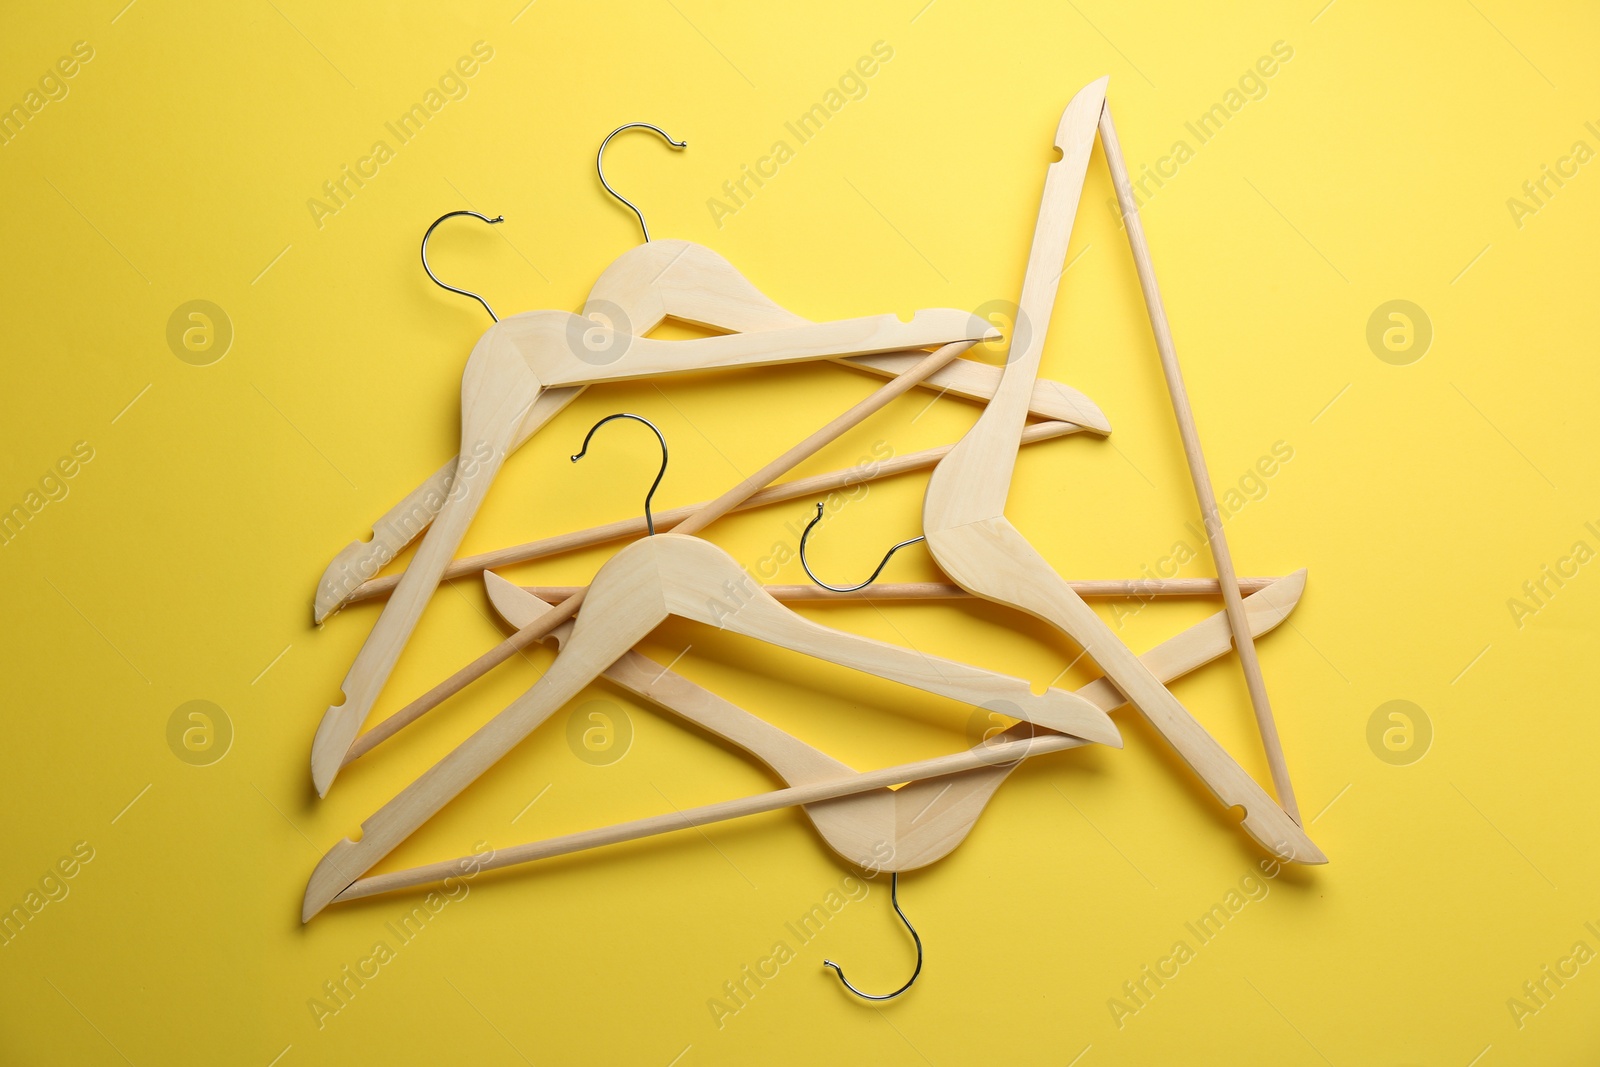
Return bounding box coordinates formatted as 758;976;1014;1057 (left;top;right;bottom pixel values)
313;384;586;623
924;77;1108;534
302;542;676;920
587;239;811;333
309;331;542;795
647;534;1119;747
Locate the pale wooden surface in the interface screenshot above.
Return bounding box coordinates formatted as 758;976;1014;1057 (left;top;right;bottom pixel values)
327;569;1308;904
920;79;1323;864
310;315;994;795
1098;103;1300;822
511;577;1280;603
313;240;1108;623
342;420;1086;608
302;532;1121;920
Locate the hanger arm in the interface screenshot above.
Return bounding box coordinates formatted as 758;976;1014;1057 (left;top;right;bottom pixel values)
310;335;539;796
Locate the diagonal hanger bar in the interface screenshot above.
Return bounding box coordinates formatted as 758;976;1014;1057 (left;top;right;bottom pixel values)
1097;103;1300;821
337;420;1086;609
337;340;976;768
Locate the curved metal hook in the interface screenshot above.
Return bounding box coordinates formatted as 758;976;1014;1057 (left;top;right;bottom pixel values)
823;873;923;1001
420;210;505;322
597;123;686;244
798;503;925;593
571;414;668;534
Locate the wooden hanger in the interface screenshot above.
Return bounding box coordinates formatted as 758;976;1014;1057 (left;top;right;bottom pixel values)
302;529;1124;919
481;569;1306;870
313;131;1112;625
309;279;996;795
920;78;1323;863
317;568;1306;909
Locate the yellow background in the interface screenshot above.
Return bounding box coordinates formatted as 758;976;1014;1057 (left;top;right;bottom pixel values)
2;0;1596;1063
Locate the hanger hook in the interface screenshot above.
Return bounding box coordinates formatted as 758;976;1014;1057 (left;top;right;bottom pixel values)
421;209;505;322
597;122;686;244
798;503;925;593
571;414;669;535
823;873;923;1002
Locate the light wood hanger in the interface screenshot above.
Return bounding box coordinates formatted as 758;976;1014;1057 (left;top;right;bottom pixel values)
338;420;1086;609
313;127;1112;625
309;277;996;796
320;568;1306;908
302;530;1122;920
919;78;1323;863
507;576;1280;603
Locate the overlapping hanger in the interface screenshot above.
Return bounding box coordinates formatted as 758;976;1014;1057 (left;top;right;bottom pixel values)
312;124;1109;625
300;92;1324;1004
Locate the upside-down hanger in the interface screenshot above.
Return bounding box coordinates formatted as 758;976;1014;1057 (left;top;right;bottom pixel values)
301;348;1126;918
313;124;1110;623
917;78;1322;862
309;215;998;796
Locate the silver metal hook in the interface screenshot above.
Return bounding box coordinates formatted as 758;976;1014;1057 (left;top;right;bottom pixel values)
798;503;925;593
597;122;686;244
571;414;668;535
420;209;505;322
823;873;923;1002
